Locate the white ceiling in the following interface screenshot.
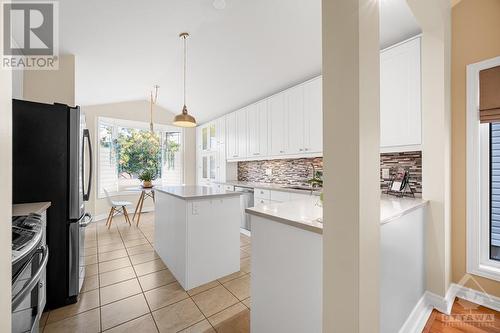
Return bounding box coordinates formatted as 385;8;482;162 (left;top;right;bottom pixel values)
57;0;420;123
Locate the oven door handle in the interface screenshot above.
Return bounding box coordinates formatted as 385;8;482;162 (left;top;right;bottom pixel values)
12;246;49;309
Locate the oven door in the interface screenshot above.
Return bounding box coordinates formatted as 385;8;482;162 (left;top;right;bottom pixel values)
12;245;49;333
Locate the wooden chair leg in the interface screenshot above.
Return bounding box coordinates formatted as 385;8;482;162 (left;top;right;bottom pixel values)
106;207;114;226
136;195;145;227
123;206;131;225
133;191;144;221
108;207;116;229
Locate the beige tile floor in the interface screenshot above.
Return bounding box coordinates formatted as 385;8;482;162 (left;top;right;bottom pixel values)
39;212;251;333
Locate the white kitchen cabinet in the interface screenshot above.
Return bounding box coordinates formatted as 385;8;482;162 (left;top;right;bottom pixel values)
380;37;421;152
226;108;248;161
236;108;248;159
303;77;323;153
215;116;226;182
269;93;288;156
196;117;226;185
286;86;305;155
226;111;238;160
247;100;268;158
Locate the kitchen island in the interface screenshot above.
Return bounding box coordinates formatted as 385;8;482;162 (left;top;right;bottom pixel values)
154;186;242;290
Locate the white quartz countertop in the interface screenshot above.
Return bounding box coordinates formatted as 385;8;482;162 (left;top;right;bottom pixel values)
12;202;51;216
216;180;322;196
156;186;243;200
246;195;428;234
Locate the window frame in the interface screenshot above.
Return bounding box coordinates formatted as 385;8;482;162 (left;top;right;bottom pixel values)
467;56;500;282
96;117;185;199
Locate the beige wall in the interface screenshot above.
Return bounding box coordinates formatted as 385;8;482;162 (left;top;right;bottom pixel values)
322;0;381;331
451;0;500;297
0;39;13;333
82;100;196;218
23;54;75;106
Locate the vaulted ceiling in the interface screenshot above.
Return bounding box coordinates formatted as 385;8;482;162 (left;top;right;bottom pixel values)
58;0;420;123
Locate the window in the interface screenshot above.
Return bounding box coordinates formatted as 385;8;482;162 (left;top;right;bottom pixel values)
97;117;184;198
467;57;500;281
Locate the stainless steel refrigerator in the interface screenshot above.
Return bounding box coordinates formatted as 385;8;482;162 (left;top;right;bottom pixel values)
13;99;93;309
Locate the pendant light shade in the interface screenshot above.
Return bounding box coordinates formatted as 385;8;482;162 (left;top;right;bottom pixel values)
173;32;197;128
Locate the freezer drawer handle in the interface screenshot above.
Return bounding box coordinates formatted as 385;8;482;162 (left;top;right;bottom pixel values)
12;246;49;309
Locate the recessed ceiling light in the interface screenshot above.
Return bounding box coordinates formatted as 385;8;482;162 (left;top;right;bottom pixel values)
213;0;226;10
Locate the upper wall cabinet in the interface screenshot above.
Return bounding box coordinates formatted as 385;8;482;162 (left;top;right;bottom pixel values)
303;77;323;153
286;85;305;155
269;93;288;156
247;100;268;158
380;37;421;152
226;108;248;161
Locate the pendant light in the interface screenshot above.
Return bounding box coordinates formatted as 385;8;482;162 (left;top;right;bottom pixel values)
173;32;197;128
149;85;159;132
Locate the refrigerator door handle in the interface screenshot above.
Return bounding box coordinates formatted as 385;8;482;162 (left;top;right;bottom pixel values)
82;129;92;201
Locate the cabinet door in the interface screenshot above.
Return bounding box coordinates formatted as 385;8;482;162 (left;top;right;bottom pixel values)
226;112;238;160
257;100;269;157
196;126;203;184
286;85;305;154
216;116;226;182
247;103;259;157
209;123;216;150
303;77;323;153
236;108;247;159
247;100;268;158
269;93;288;156
380;38;421;149
201;126;208;151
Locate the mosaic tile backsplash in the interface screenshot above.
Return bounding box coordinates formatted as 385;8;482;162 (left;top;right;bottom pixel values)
237;151;422;196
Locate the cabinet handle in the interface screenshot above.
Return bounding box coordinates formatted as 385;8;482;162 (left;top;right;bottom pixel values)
233;155;238;157
299;148;304;151
280;150;285;153
253;153;260;155
305;148;309;151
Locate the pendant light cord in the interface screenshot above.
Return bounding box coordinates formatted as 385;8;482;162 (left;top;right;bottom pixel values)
183;35;187;111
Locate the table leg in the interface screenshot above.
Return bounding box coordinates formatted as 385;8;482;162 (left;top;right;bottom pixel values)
136;192;145;227
133;191;144;222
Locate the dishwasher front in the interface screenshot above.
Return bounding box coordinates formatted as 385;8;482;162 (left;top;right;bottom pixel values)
234;186;254;231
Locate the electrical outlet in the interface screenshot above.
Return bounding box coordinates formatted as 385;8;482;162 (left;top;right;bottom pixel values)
382;168;390;179
265;168;272;176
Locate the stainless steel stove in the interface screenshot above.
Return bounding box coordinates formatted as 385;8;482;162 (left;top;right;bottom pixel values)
12;213;48;333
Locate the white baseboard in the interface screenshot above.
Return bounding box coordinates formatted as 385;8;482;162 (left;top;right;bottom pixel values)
399;282;500;333
452;283;500;311
93;207;155;222
398;294;433;333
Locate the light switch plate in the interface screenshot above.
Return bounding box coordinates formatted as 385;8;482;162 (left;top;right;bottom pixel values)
382;168;390;179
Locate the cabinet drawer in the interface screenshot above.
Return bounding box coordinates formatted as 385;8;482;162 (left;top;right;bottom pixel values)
224;185;235;192
254;198;272;207
289;192;312;201
254;188;271;200
270;190;291;202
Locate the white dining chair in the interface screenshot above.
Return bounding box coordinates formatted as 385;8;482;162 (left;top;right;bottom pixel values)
103;188;132;229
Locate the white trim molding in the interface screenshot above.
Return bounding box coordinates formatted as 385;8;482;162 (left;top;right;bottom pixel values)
398;282;500;333
466;56;500;282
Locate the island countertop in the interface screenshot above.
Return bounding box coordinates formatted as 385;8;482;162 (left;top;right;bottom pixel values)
246;195;428;234
155;185;243;200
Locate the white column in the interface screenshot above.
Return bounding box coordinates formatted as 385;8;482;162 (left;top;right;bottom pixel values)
407;0;452;298
322;0;380;332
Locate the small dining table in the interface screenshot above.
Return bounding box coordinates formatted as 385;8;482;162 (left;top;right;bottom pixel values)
125;186;155;226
